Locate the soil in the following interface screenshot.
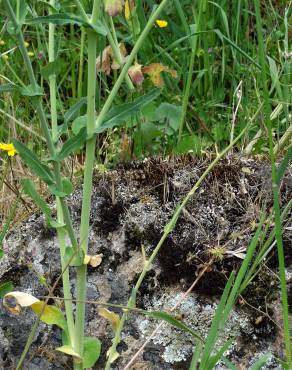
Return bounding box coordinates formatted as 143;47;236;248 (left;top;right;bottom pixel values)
0;155;291;370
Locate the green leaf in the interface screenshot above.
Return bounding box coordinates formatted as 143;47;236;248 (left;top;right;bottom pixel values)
64;246;84;267
154;103;182;132
83;337;102;369
0;249;3;258
21;178;51;220
95;89;161;133
26;13;86;26
139;121;161;145
12;140;55;185
21;178;65;228
64;97;87;124
276;146;292;185
55;128;87;161
6;1;28;34
89;20;107;36
25;14;107;36
250;353;272;370
0;282;14;298
19;84;44;97
175;135;202;154
0;83;18;93
142;310;203;342
31;302;67;330
56;345;81;360
72;115;87;135
206;339;233;369
48;177;73;198
40;61;64;79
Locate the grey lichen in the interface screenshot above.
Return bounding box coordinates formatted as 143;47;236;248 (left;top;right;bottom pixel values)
137;291;253;366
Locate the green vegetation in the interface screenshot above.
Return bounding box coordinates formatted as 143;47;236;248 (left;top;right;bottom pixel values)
0;0;291;369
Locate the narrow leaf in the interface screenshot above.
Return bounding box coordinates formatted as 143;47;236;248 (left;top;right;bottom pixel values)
250;353;272;370
276;146;292;185
25;14;107;36
207;339;233;369
143;310;203;342
0;83;18;93
19;84;44;97
21;178;52;223
12;140;55;185
55;128;87;161
95;89;161;133
64;97;87;124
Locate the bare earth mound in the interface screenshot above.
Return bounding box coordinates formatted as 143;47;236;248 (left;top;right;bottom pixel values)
0;155;291;369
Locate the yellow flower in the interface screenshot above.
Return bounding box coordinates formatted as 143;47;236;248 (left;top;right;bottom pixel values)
156;19;168;28
0;143;17;156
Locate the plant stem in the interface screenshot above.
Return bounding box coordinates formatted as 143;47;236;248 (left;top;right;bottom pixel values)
254;0;291;365
74;11;99;365
49;0;75;347
105;123;249;369
77;27;85;98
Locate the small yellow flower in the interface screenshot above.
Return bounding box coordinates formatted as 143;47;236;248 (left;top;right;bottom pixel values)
0;143;17;156
2;54;9;61
0;40;5;46
24;41;30;48
28;51;34;57
156;19;168;28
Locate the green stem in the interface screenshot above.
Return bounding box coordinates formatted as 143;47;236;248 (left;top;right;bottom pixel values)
49;0;75;347
95;0;170;130
16;0;20;21
77;27;85;98
56;199;75;345
105;123;249;369
70;24;77;99
254;0;291;365
74;24;98;368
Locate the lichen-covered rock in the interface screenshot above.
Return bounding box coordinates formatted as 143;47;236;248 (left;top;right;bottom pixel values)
0;156;291;369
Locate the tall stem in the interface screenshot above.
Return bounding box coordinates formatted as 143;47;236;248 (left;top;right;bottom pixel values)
49;0;75;346
74;26;98;368
77;27;85;98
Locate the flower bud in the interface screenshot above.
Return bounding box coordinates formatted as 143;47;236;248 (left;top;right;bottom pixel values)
104;0;125;17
